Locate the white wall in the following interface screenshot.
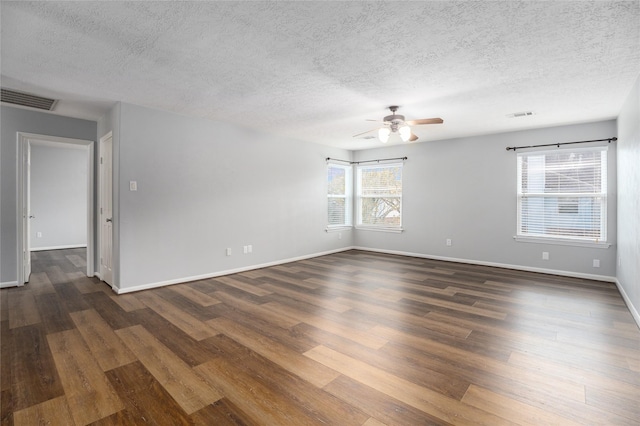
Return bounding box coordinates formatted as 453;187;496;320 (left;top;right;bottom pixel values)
353;120;618;280
616;74;640;325
0;105;96;285
113;103;353;291
30;144;87;250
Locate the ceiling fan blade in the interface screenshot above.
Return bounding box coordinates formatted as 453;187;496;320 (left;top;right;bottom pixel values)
405;118;443;126
352;128;379;138
409;133;419;142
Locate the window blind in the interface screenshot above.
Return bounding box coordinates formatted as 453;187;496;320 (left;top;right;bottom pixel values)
327;163;352;227
517;147;607;242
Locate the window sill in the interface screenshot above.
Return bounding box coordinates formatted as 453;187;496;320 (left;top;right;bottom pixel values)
513;235;611;249
326;226;352;233
355;226;404;234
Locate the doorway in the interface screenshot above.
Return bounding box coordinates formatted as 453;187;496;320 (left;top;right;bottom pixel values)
17;133;95;285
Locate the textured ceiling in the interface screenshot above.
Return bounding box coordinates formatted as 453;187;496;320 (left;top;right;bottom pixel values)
1;1;639;150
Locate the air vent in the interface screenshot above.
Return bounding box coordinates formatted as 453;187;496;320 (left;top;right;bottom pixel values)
1;88;57;111
507;111;534;118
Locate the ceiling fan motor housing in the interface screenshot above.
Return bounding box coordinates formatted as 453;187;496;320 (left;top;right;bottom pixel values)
384;114;405;132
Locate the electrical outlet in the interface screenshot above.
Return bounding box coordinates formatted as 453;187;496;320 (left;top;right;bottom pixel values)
593;259;600;268
226;248;232;256
542;252;549;260
36;232;42;238
446;238;452;246
243;245;248;254
247;244;253;253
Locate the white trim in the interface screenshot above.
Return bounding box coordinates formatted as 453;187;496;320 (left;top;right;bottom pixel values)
31;244;88;252
86;142;95;277
109;245;635;330
326;226;352;233
357;161;405;170
615;278;640;330
0;281;19;289
114;247;355;294
352;246;617;283
355;226;404;233
17;135;27;286
513;235;611;249
116;246;620;294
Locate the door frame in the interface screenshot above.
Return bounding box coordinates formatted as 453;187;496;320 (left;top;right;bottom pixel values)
17;132;95;285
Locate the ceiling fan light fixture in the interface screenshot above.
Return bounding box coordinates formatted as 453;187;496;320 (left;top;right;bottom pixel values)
399;125;411;142
378;127;390;143
354;105;443;143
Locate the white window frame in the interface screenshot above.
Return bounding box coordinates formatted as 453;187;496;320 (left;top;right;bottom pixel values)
515;146;609;247
326;162;352;231
356;162;403;233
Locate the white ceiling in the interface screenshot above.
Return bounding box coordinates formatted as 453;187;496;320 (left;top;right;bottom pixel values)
1;1;638;150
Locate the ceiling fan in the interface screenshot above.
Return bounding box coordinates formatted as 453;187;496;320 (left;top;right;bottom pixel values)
353;105;443;143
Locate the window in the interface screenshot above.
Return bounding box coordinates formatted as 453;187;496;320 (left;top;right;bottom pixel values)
517;147;607;243
327;163;352;228
356;163;403;230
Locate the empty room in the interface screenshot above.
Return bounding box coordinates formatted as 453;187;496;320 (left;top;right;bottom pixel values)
1;1;639;425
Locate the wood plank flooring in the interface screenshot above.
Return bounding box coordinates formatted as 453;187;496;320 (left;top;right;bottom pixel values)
2;248;639;425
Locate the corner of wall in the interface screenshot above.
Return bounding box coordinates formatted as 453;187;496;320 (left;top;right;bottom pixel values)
616;73;640;328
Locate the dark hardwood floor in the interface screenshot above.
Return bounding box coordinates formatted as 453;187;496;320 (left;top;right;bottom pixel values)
1;248;639;425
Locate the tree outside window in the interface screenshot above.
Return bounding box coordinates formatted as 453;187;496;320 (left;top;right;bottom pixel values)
356;164;402;229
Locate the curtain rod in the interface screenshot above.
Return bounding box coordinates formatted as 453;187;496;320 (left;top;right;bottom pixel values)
326;156;407;165
506;137;617;151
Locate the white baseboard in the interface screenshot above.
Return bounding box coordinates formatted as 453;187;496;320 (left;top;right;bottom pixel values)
115;245;620;295
31;244;87;252
352;246;617;283
115;247;354;294
0;281;20;288
615;278;640;330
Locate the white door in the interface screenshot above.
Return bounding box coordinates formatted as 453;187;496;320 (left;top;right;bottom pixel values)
99;135;113;285
22;143;32;282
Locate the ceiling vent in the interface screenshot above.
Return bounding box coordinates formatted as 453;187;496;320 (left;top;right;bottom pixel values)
507;111;534;118
1;88;57;111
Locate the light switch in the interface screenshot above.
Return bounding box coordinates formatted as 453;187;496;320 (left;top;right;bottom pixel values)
129;181;137;191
